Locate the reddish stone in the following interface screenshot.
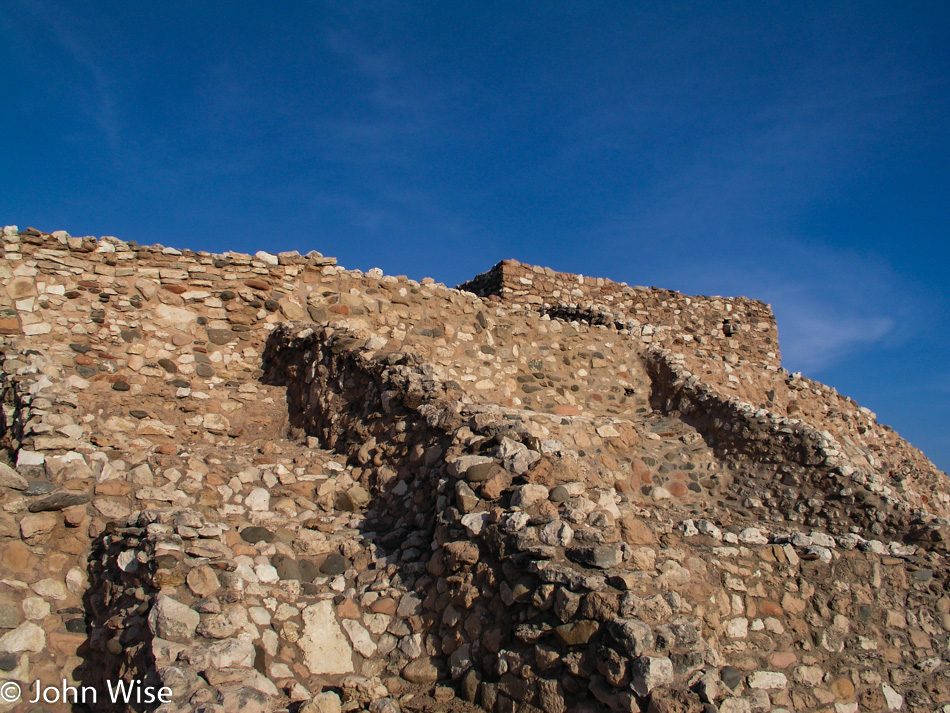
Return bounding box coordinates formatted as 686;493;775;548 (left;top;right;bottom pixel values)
74;355;95;366
336;598;360;619
832;678;856;699
480;470;513;500
768;651;797;669
759;600;785;617
668;481;687;497
246;278;270;290
524;458;555;486
0;541;34;575
329;304;350;315
163;284;187;294
554;405;580;415
371;598;397;615
48;632;86;657
620;516;656;545
95;481;130;496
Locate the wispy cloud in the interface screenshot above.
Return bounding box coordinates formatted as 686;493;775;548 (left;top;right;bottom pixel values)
662;242;921;375
575;70;930;376
8;0;121;157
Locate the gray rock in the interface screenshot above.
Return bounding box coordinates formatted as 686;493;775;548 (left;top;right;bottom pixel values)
0;605;21;630
568;544;622;569
465;461;498;483
449;453;493;478
607;618;654;657
0;653;17;671
369;698;401;713
27;492;89;513
539;520;574;547
240;526;274;543
320;553;347;575
272;554;302;581
24;481;55;496
549;485;571;503
720;665;743;689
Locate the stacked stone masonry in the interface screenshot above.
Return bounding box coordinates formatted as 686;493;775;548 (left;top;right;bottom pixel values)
0;225;948;713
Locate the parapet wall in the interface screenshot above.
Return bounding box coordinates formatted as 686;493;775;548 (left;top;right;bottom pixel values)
458;259;781;368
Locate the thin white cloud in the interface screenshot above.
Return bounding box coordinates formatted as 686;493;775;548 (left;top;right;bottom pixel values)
771;299;896;374
10;0;121;157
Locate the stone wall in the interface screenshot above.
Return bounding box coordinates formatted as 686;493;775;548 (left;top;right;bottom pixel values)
458;260;781;368
1;224;949;713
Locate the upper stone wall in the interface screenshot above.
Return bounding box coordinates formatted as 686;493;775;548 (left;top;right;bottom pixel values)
458;259;781;368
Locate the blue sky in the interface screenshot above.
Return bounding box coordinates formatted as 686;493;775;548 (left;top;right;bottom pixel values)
2;1;948;471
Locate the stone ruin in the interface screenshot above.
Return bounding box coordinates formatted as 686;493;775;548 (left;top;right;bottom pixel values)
0;225;948;713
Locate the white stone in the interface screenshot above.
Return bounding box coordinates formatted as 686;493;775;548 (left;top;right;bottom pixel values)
539;520;574;547
882;685;903;710
364;613;390;635
147;595;199;641
718;699;752;713
399;633;423;659
738;527;769;545
461;512;489;536
725;618;748;638
810;531;836;548
154;304;197;325
22;597;50;620
207;639;256;669
246;487;271;511
747;671;787;689
512;484;549;509
696;519;723;539
249;607;272;626
255;564;280;583
447;454;494;477
0;621;46;653
16;450;45;467
300;600;354;675
341;618;377;658
203;413;230;435
794;664;824;686
255;250;279;265
23;322;52;336
31;578;68;600
302;692;342;713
